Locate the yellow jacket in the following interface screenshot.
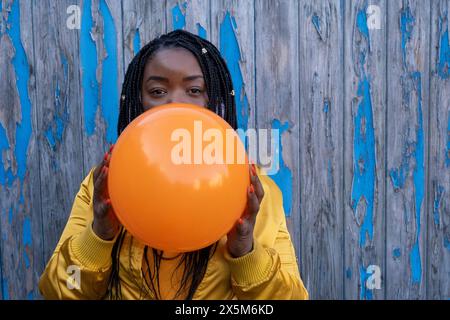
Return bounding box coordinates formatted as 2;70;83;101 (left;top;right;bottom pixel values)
39;167;308;300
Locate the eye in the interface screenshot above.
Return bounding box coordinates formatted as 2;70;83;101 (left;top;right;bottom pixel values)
150;88;166;97
188;87;203;96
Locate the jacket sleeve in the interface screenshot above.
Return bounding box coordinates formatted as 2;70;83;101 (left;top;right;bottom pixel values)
38;167;117;300
223;172;309;300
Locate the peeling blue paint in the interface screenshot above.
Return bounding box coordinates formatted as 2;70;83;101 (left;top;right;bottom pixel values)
356;9;370;51
312;13;320;32
312;13;322;40
270;120;293;217
393;248;401;258
346;267;352;279
446;111;450;167
22;217;31;269
2;279;9;300
80;0;99;136
433;185;444;226
444;237;450;251
395;5;424;284
172;2;187;30
99;0;119;144
197;23;207;40
0;124;13;186
359;265;373;300
323;99;329;113
351;51;376;247
133;28;141;56
437;13;449;79
219;12;249;132
5;0;32;204
400;6;414;68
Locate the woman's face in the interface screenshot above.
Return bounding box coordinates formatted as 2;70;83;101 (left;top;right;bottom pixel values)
141;47;209;111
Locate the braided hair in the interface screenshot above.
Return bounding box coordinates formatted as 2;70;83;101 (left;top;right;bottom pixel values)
106;29;236;300
118;29;237;134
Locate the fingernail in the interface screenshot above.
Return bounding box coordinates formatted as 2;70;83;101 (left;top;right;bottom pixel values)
105;199;111;205
249;184;255;193
238;218;243;225
103;152;108;161
109;144;114;153
251;164;256;176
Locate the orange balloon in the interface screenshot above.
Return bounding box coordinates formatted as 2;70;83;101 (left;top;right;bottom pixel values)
108;103;249;252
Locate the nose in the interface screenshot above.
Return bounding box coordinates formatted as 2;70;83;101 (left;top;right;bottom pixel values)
167;89;189;104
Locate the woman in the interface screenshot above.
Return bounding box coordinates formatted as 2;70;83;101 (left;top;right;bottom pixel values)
38;29;308;300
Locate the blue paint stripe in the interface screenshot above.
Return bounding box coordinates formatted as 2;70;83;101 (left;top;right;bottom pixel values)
446;110;450;167
410;72;424;284
437;13;449;79
80;0;99;136
0;124;11;186
400;6;414;68
219;12;249;132
133;28;141;56
172;2;186;30
99;0;118;144
22;217;32;269
392;6;424;284
270;120;293;217
197;23;207;40
2;279;9;300
7;0;32;190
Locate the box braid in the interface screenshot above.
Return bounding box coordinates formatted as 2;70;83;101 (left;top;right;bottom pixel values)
107;29;234;300
117;29;237;135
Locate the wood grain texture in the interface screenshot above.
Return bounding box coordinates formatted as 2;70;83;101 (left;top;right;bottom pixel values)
31;0;84;285
253;0;302;292
80;0;124;176
386;0;430;299
298;0;344;299
122;0;166;68
343;0;387;300
1;0;449;300
428;0;450;300
0;0;43;299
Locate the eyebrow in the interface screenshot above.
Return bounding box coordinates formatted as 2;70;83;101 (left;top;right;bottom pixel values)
146;75;204;83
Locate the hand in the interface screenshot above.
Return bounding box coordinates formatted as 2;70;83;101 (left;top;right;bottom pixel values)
226;164;264;258
92;145;121;240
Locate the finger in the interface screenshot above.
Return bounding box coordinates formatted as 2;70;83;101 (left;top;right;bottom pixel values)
94;166;108;198
104;144;115;168
250;165;264;202
243;185;259;224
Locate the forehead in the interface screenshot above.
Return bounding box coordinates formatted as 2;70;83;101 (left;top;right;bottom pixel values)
144;47;203;77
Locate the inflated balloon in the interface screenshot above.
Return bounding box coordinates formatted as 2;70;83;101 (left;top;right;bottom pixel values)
108;103;249;252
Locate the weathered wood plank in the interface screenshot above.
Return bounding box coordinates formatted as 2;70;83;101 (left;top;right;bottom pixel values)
80;0;124;176
344;0;387;300
166;0;210;37
386;0;430;299
31;1;84;290
253;0;302;291
210;0;255;145
428;0;450;300
122;0;166;68
298;0;344;299
0;0;43;299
